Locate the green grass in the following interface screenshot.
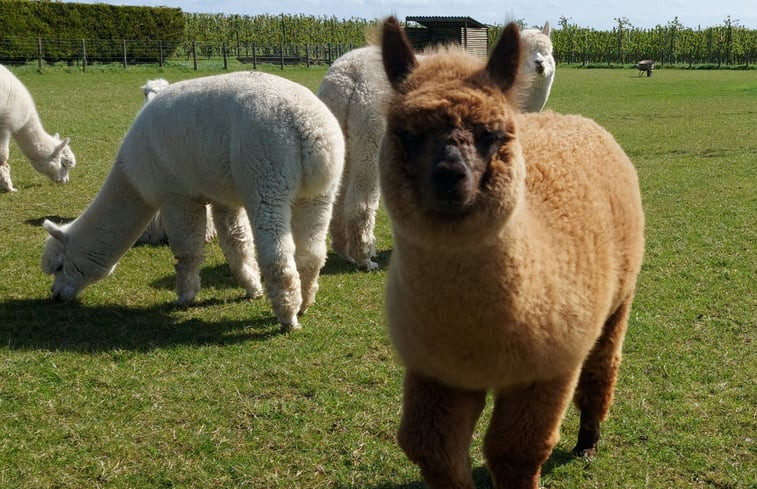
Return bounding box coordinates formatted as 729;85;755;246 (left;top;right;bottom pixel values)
1;64;755;488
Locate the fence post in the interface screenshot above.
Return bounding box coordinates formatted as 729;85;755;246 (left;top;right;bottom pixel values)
306;44;310;68
81;39;87;73
279;42;284;70
223;42;228;70
252;42;257;70
158;40;164;67
37;37;43;72
192;41;198;70
122;39;127;68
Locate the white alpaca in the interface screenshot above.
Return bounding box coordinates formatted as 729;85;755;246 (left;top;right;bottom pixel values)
135;77;218;246
317;46;388;270
0;64;76;192
318;29;556;268
519;22;555;112
42;71;345;330
141;78;169;102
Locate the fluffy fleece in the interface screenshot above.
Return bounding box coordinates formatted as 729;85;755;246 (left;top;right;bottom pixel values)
135;77;218;246
0;64;76;192
379;17;644;488
42;71;344;329
317;46;388;270
141;78;170;102
520;22;556;112
318;30;555;268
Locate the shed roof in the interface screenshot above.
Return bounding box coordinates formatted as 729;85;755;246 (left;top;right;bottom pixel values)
405;16;488;29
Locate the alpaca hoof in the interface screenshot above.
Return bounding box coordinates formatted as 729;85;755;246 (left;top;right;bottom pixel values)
336;251;356;264
245;288;264;300
175;293;196;306
357;259;379;271
280;318;301;332
572;445;597;459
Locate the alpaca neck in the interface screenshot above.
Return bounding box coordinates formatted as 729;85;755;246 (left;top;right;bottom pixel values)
68;162;157;271
13;118;56;165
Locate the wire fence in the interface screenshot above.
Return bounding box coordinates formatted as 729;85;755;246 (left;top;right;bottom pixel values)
0;37;360;71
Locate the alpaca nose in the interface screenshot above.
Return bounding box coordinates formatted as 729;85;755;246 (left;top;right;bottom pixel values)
430;145;471;207
535;59;545;74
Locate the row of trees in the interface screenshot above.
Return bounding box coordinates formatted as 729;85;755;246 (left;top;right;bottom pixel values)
186;13;756;67
550;16;754;66
0;1;754;67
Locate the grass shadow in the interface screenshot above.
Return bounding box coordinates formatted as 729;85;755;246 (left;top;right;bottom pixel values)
25;215;74;227
0;298;284;353
151;249;394;293
150;263;245;292
321;248;392;275
333;447;577;489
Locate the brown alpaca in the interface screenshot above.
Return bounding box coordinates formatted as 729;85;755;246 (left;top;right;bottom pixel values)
378;17;645;489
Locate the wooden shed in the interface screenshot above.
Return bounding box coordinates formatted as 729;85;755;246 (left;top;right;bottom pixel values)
404;16;489;59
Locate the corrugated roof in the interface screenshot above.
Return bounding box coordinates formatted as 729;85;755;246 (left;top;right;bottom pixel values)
405;16;488;29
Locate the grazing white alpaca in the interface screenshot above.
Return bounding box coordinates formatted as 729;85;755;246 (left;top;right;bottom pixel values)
42;71;345;330
519;22;556;112
141;78;169;102
318;28;556;267
0;64;76;192
135;77;218;246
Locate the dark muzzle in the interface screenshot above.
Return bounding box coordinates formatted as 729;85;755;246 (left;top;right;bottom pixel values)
430;145;473;210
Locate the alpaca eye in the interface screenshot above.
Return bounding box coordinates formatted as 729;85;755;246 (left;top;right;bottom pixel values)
475;127;506;157
55;264;63;273
396;130;424;158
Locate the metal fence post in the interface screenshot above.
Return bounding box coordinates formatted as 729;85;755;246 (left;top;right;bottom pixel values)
37;37;43;71
222;41;228;70
122;39;127;68
81;39;87;73
192;40;198;70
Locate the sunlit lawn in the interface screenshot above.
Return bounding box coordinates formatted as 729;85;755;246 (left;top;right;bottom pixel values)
0;62;754;488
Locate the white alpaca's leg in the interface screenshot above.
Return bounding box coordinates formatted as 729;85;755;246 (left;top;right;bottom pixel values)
0;131;16;192
329;152;351;263
203;204;217;242
211;204;263;300
341;153;380;270
248;198;302;329
291;195;332;315
160;199;207;305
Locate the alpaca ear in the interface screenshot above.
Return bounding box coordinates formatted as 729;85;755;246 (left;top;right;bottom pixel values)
52;138;70;157
381;16;418;91
486;22;521;92
542;21;551;37
43;219;67;243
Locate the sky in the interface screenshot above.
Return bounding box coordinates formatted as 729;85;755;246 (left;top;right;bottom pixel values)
74;0;756;30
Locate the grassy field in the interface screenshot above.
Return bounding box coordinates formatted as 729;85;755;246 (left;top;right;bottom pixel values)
0;62;754;488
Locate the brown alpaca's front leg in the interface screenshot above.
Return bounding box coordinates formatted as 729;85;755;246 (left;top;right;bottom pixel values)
573;300;632;457
484;373;579;489
397;371;486;489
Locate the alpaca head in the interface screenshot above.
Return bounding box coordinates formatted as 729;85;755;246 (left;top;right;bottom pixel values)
520;22;555;82
141;78;169;103
34;134;76;184
41;219;114;301
379;17;527;245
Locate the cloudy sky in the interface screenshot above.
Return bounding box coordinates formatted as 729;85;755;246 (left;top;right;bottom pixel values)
75;0;755;29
